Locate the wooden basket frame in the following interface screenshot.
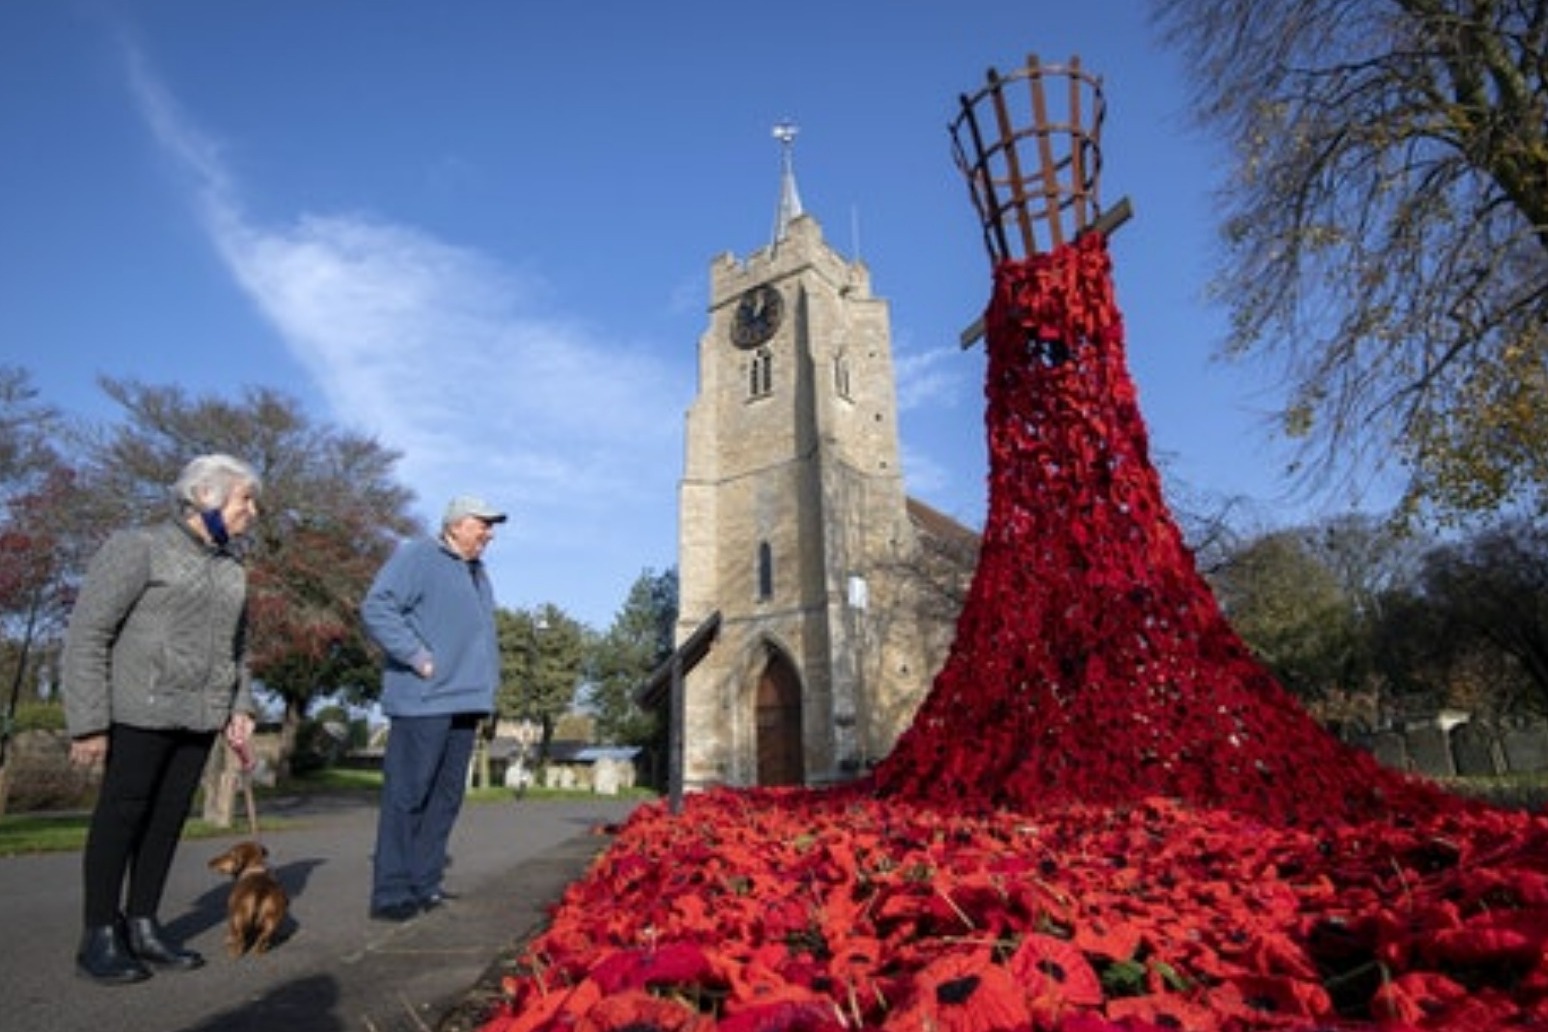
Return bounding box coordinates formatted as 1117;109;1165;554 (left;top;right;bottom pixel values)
952;55;1107;262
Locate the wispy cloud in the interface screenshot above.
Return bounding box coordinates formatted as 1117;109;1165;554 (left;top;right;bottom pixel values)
123;47;687;623
893;333;984;525
893;340;969;413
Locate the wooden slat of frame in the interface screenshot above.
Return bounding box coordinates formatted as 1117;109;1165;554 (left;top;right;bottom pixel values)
1068;57;1090;235
1027;57;1064;252
955;83;1010;263
987;67;1037;260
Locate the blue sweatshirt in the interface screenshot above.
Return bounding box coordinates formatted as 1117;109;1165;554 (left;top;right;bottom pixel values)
361;537;500;718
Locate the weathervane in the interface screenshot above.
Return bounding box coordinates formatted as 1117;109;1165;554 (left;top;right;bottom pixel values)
771;119;804;246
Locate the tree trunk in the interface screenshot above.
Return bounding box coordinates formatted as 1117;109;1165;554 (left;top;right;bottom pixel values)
200;745;236;827
473;737;490;789
278;702;306;783
472;718;497;789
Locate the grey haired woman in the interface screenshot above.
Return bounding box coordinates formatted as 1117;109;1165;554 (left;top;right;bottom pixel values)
62;454;262;985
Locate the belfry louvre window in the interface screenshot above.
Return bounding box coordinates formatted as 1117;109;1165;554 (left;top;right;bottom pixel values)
749;348;773;398
757;541;774;600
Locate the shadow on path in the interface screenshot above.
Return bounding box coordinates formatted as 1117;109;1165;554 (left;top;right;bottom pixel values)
171;972;345;1032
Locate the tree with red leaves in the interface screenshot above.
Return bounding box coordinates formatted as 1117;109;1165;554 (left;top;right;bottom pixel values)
82;378;420;780
0;368;94;812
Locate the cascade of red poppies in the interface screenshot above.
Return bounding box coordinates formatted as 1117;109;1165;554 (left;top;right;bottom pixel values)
873;234;1455;826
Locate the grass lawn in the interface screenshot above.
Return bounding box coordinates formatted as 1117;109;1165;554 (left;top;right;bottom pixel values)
0;767;653;857
0;811;266;858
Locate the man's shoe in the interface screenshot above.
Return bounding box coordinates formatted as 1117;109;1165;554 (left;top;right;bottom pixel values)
126;916;204;970
420;889;459;911
76;924;152;985
370;900;420;922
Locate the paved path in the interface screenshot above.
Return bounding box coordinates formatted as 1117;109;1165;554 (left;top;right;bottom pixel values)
0;792;642;1032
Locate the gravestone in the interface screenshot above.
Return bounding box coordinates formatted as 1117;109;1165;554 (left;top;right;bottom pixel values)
592;760;623;796
1451;721;1503;777
1502;724;1548;774
1404;724;1456;778
1365;731;1409;772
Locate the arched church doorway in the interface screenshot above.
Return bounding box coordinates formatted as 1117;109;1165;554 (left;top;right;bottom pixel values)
755;651;804;786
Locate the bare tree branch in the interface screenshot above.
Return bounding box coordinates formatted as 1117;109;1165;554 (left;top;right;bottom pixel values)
1153;0;1548;521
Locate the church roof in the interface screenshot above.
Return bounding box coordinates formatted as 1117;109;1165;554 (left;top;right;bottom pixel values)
906;495;981;551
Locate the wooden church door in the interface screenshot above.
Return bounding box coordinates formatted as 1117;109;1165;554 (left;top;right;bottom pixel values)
755;654;804;786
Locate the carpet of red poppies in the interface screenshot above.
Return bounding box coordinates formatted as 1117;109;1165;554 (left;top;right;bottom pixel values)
475;236;1548;1031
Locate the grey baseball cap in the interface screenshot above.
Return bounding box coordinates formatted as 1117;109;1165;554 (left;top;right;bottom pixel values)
443;495;508;525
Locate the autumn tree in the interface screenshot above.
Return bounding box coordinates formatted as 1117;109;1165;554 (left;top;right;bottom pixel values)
1211;526;1363;709
1365;581;1517;720
1213;512;1548;726
0;369;76;706
1415;518;1548;715
1151;0;1548;521
0;368;98;812
0;466;92;701
78;378;418;774
584;567;676;747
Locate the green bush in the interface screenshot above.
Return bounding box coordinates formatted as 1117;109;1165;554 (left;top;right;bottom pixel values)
9;701;66;733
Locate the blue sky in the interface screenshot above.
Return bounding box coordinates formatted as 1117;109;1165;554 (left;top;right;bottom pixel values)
0;1;1356;630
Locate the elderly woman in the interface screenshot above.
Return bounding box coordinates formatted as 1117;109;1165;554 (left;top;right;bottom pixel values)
63;454;262;985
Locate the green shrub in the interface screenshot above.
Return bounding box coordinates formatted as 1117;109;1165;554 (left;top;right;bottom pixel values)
9;701;66;732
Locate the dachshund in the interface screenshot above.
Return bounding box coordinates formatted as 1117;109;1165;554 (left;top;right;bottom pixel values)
207;840;289;957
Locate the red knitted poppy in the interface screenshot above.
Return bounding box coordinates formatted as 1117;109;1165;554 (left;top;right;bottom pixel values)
872;234;1454;828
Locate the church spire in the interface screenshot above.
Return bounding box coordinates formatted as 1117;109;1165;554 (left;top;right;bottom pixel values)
771;120;803;246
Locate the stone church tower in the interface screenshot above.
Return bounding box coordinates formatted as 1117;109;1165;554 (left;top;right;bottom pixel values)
673;128;967;790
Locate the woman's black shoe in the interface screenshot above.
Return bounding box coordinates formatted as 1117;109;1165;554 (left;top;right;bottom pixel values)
76;924;153;985
126;916;205;970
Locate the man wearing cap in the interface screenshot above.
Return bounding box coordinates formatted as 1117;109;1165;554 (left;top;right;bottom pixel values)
361;494;507;921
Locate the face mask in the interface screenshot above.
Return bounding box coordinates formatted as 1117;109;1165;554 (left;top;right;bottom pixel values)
200;508;230;547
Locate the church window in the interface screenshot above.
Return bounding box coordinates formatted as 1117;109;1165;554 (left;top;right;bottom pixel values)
748;348;773;398
757;541;774;600
834;353;852;400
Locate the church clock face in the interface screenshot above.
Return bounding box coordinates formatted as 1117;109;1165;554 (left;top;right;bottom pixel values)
729;284;784;348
